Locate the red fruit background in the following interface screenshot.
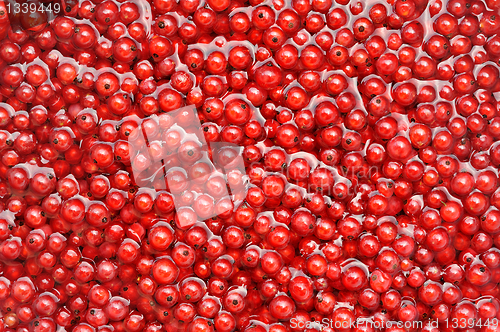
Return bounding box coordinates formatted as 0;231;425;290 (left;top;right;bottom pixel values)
0;0;500;331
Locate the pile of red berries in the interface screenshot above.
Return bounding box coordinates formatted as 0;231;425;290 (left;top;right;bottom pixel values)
1;0;500;331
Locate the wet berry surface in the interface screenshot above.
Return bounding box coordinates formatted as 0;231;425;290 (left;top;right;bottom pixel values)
0;0;500;331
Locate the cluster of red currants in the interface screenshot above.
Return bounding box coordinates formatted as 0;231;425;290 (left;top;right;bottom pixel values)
1;0;500;331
